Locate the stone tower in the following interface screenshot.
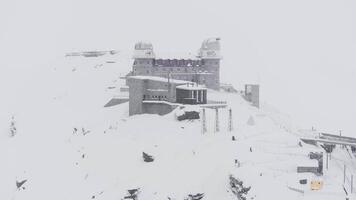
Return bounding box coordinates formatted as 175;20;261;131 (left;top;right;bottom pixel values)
197;38;222;90
132;41;155;75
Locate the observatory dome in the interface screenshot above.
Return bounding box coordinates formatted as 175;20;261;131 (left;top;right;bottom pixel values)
134;41;153;50
200;38;221;51
133;41;155;59
198;38;222;59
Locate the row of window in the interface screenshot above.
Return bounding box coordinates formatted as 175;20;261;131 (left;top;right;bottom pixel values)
134;60;152;65
143;95;167;100
133;59;219;66
133;67;217;73
156;59;201;66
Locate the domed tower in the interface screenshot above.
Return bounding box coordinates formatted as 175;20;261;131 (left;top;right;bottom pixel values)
132;41;155;76
198;38;222;90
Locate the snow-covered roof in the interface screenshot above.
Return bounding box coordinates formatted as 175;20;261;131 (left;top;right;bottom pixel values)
298;159;319;167
176;84;207;90
200;38;221;51
134;41;153;50
142;100;181;106
133;41;155;59
155;51;198;60
127;75;191;84
146;89;168;92
197;37;222;59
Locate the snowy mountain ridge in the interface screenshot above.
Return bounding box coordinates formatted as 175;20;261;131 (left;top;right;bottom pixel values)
0;53;355;200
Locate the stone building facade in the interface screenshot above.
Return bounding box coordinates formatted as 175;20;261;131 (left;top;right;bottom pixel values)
127;76;207;116
128;38;222;90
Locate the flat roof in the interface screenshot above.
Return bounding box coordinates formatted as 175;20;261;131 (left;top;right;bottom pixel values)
142;100;181;106
127;75;191;84
176;84;207;91
155;51;198;60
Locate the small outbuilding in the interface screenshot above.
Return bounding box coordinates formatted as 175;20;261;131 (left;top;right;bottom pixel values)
244;84;259;108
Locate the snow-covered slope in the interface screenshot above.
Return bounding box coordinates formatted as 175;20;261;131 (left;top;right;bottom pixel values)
0;54;355;200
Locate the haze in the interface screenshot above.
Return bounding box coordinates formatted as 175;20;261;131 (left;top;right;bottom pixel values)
1;0;355;135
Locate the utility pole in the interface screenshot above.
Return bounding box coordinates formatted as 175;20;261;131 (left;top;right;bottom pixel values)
201;108;207;134
214;108;219;133
228;108;233;132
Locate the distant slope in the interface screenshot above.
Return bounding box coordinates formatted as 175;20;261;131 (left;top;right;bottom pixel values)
0;54;355;200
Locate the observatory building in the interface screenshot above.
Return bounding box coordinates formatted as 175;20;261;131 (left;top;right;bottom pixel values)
127;38;222;90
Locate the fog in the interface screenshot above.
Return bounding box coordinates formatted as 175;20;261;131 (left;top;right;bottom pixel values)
1;0;355;135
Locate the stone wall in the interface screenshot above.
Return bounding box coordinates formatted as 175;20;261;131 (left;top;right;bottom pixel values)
142;102;178;115
127;77;187;116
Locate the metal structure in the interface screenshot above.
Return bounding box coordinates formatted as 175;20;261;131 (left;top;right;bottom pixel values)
343;164;355;195
300;133;356;195
300;137;356;148
320;133;356;144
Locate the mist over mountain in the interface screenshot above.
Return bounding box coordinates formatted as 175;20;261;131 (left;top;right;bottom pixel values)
1;0;355;133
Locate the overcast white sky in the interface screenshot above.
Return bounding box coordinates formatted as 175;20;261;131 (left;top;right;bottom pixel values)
1;0;356;135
